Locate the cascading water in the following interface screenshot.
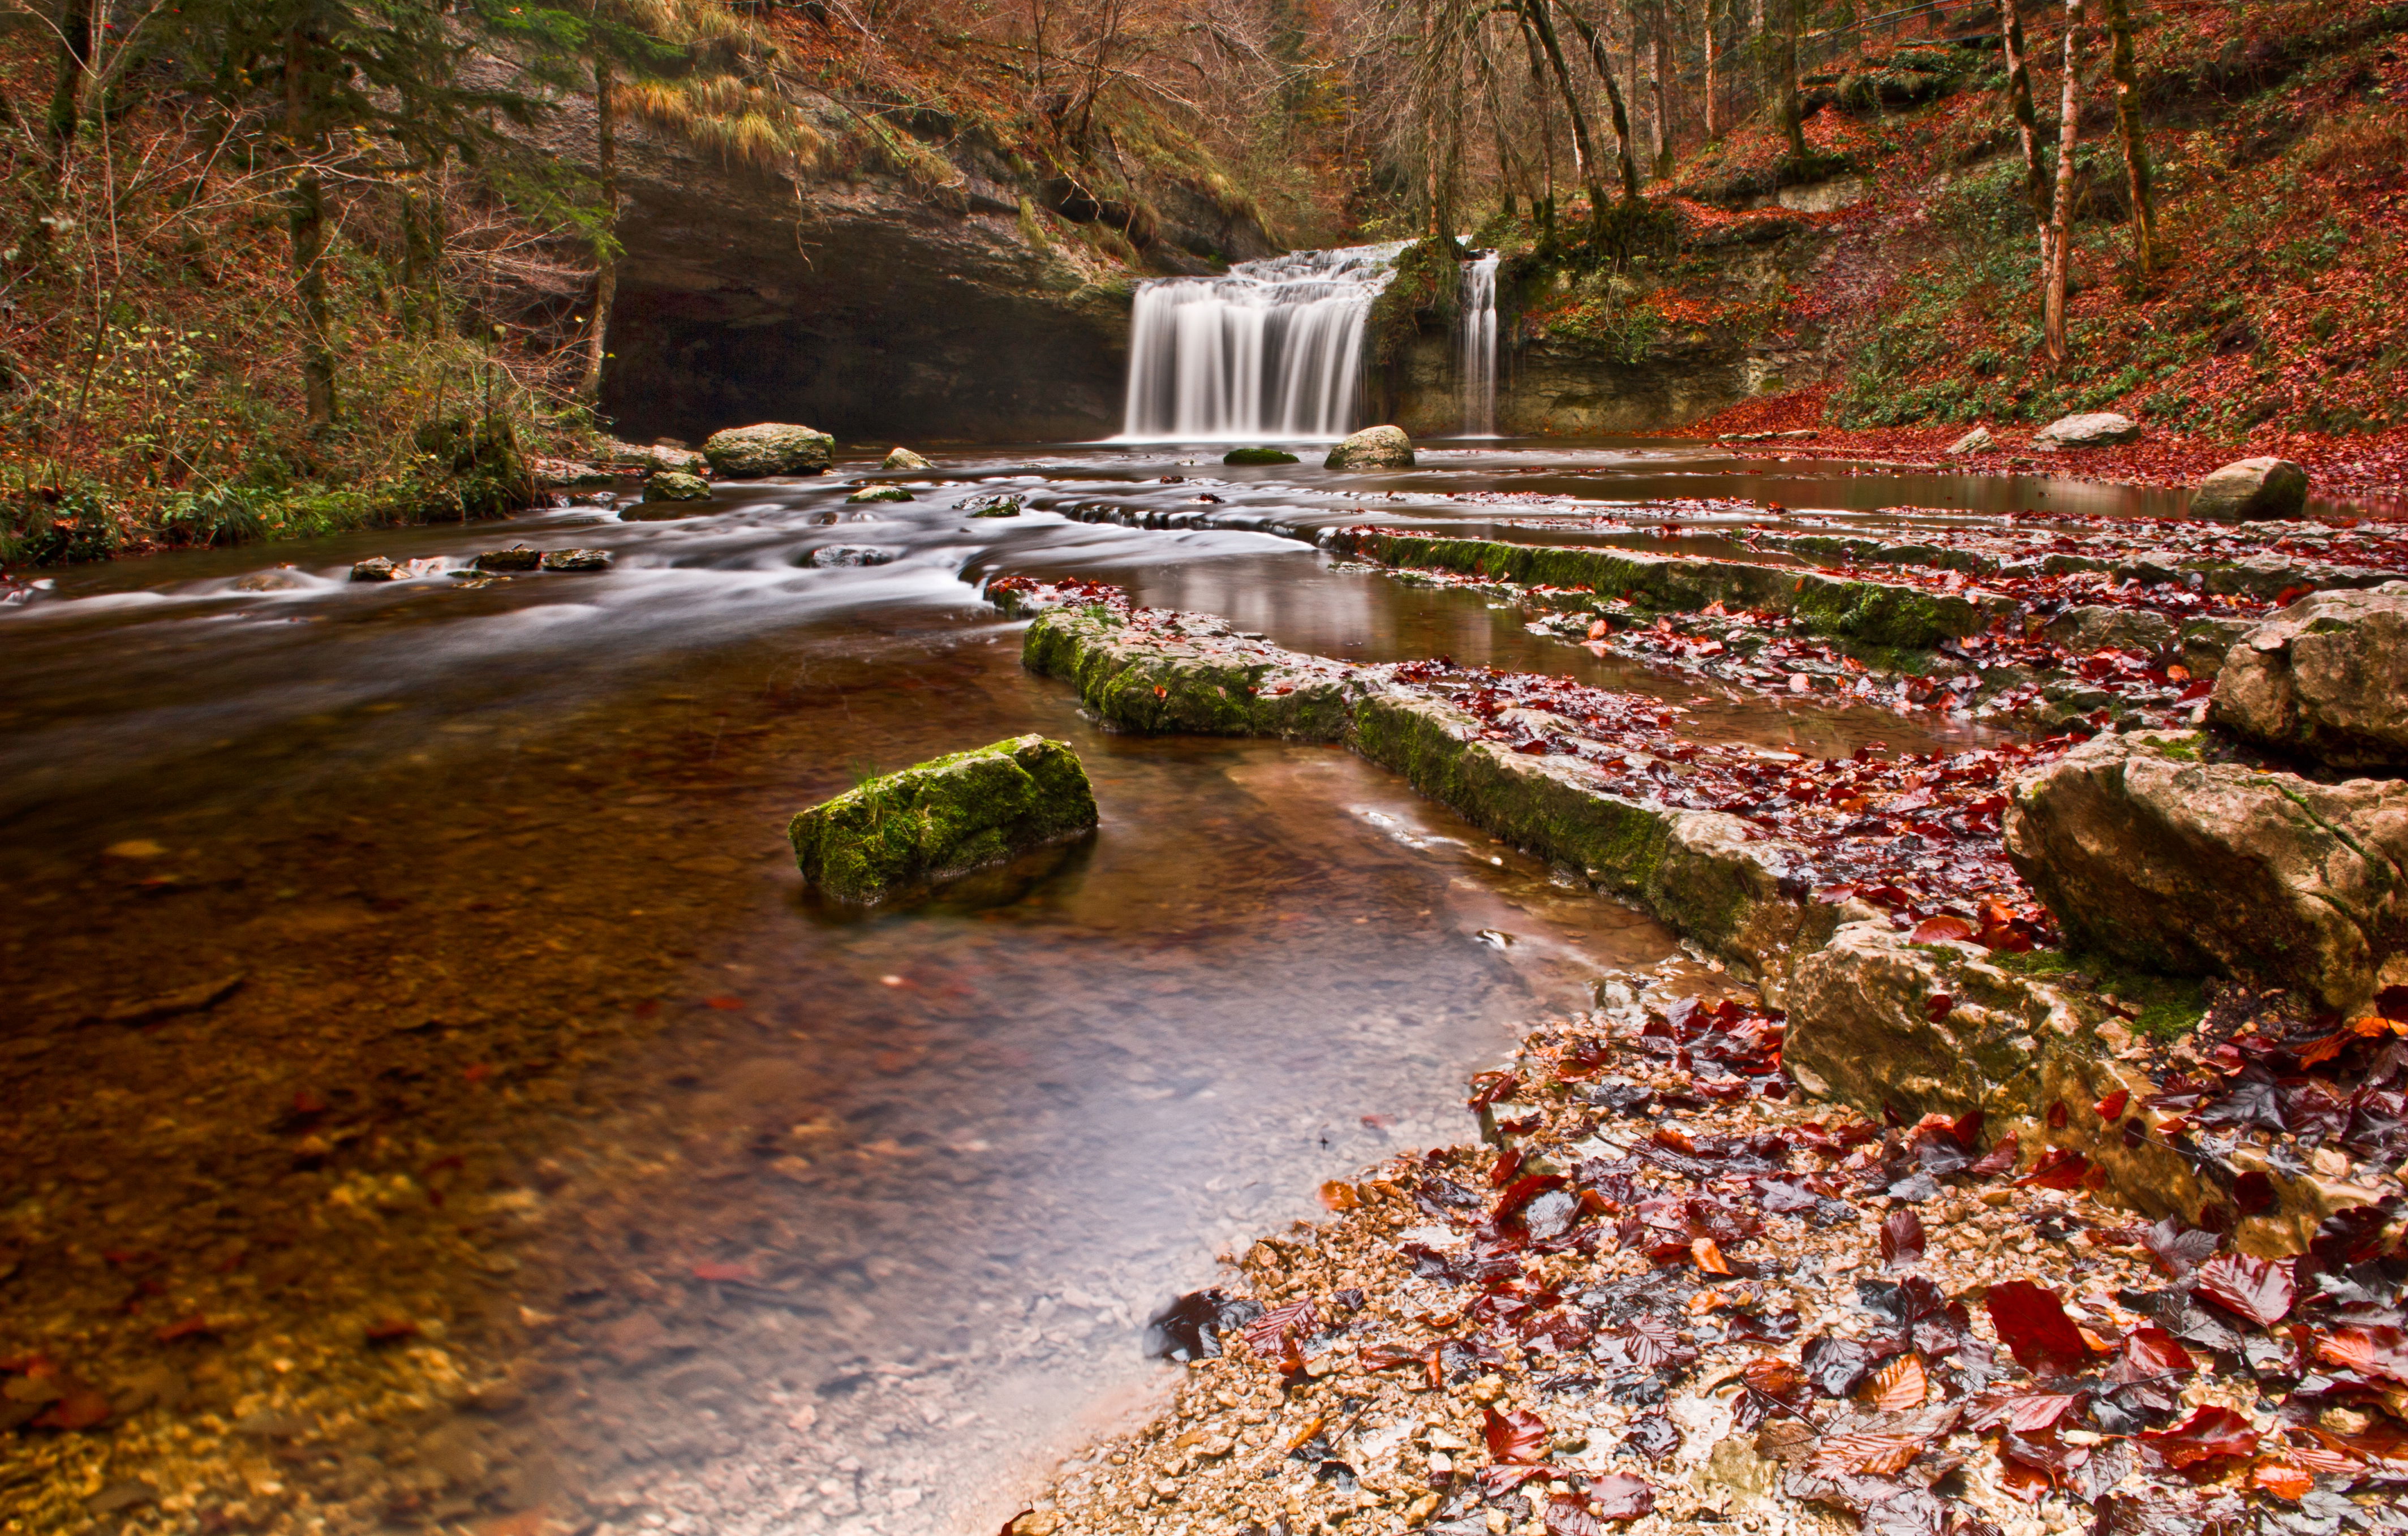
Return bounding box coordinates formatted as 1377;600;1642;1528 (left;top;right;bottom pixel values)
1458;250;1500;437
1119;243;1404;441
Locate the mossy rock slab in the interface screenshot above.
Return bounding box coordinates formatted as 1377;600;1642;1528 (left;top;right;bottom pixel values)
789;735;1098;904
703;422;834;478
642;471;713;504
1223;448;1300;466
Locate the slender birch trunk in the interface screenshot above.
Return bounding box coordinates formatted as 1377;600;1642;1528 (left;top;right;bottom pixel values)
2044;0;2086;367
2099;0;2157;278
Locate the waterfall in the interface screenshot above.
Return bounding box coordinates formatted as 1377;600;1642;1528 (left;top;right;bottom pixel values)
1119;243;1404;441
1458;251;1500;437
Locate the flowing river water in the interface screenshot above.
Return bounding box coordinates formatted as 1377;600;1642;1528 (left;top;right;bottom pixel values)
0;441;2208;1535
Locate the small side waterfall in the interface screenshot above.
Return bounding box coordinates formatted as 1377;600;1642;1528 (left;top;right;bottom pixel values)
1119;243;1403;441
1457;251;1500;437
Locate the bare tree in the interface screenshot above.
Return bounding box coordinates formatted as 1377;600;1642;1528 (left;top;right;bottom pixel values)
2043;0;2086;365
2099;0;2157;279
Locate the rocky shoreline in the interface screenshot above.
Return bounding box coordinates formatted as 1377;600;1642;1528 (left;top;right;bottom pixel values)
983;567;2408;1536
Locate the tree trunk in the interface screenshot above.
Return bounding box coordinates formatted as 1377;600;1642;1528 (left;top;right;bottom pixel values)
2100;0;2157;278
285;25;336;429
2001;0;2057;335
47;0;93;171
1704;0;1718;137
1523;1;1612;230
578;55;620;403
2044;0;2084;367
1772;0;1805;160
1648;8;1671;178
1560;3;1642;203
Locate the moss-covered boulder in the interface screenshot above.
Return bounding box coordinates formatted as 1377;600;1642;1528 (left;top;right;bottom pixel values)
643;471;712;503
788;735;1099;903
1325;425;1414;470
968;495;1024;518
846;485;914;504
702;422;834;478
2208;583;2408;769
1223;447;1300;466
882;446;934;471
2190;457;2307;523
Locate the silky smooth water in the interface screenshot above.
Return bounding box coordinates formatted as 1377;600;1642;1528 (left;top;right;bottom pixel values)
0;438;2236;1535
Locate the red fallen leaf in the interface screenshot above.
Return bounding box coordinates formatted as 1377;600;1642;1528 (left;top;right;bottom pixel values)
1863;1353;1928;1412
1743;1355;1808;1405
2315;1325;2408;1384
2191;1252;2297;1327
1317;1180;1360;1211
1358;1343;1429;1371
2233;1171;2277;1215
1924;993;1954;1022
2015;1148;2091;1189
2141;1405;2260;1469
1949;1109;1984;1148
690;1261;760;1284
1880;1208;1925;1268
291;1088;329;1117
2108;1326;2194;1384
1910;915;1976;944
700;995;746;1010
1691;1238;1733;1275
1468;1071;1521;1109
1968;1392;2080;1433
1485;1405;1550;1464
2292;1033;2346;1067
30;1381;111;1431
364;1316;422;1344
2045;1100;2069;1130
1545;1496;1606;1536
1479;1464;1553;1496
1969;1142;2020;1177
1242;1299;1318;1357
2250;1457;2314;1502
1985;1280;2094;1378
153;1315;216;1344
2095;1088;2130;1120
1585;1473;1655;1520
462;1062;492;1083
1812;1431;1924;1476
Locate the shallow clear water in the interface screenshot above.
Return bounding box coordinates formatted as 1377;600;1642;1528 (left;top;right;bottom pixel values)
0;437;2222;1534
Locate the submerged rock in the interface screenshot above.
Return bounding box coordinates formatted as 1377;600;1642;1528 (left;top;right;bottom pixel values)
2190;457;2307;523
806;545;896;568
789;734;1098;903
845;485;914;504
1323;424;1414;470
642;471;712;503
967;495;1023;518
349;556;400;583
471;544;543;573
2209;582;2408;769
882;446;934;471
2029;411;2141;450
1223;447;1300;466
702;421;834;478
1944;426;1993;455
2002;729;2408;1014
539;548;612;573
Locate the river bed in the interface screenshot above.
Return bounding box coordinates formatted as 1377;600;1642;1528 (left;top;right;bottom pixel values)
0;439;2250;1535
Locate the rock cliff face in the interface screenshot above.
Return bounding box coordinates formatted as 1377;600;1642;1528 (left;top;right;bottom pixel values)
542;96;1273;445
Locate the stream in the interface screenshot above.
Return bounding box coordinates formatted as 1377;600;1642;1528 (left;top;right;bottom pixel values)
0;440;2210;1535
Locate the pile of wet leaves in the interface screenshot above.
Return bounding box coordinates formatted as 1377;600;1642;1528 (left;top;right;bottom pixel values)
1391;656;2062;948
1008;983;2408;1536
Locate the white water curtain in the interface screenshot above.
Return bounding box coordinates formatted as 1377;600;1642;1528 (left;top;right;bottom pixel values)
1459;253;1500;437
1120;244;1403;441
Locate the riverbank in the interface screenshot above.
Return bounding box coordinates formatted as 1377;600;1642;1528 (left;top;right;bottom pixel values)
1002;965;2408;1536
1666;389;2408;514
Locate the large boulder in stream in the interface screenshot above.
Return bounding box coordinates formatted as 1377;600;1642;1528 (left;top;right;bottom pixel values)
643;471;713;503
788;734;1099;904
2030;412;2141;450
702;421;834;478
2190;457;2308;523
882;446;934;471
2003;730;2408;1014
2208;583;2408;770
1324;425;1414;470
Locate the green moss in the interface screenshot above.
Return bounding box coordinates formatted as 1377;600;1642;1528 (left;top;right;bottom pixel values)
1223;448;1300;465
788;734;1098;904
1992;948;2211;1041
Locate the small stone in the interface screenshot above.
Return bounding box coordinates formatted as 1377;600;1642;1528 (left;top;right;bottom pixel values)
2189;457;2307;523
642;470;712;503
2030;412;2142;450
1324;424;1414;470
539;548;612;572
882;446;934;471
1945;426;1994;455
702;421;835;477
350;556;401;582
968;496;1024;518
1224;447;1300;466
806;546;897;568
470;544;542;573
845;485;914;504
